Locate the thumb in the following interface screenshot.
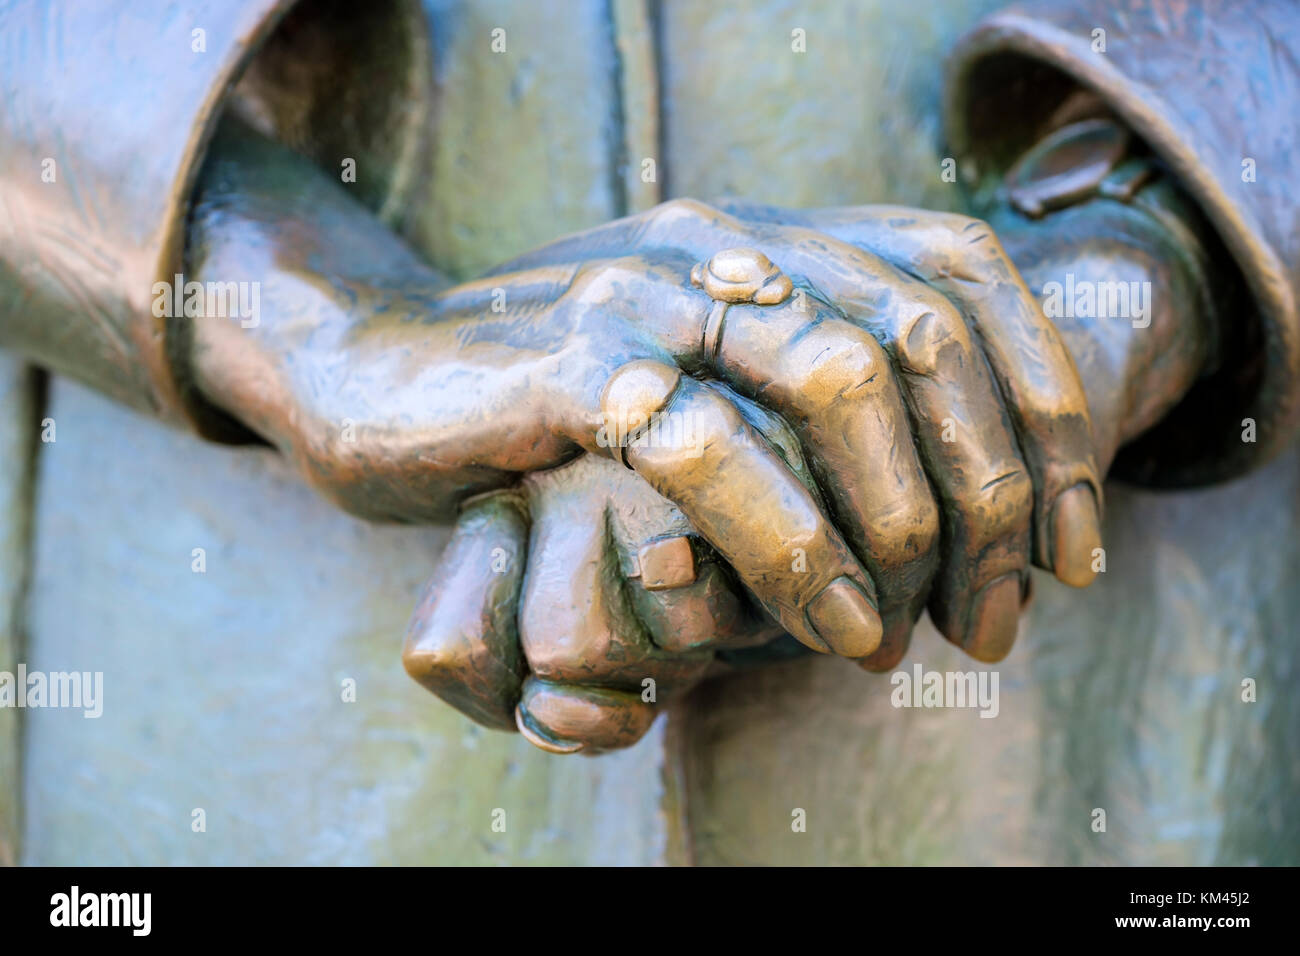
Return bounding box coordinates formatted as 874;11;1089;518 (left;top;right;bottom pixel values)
402;491;529;730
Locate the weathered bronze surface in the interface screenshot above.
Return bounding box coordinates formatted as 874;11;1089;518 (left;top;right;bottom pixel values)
2;0;1298;863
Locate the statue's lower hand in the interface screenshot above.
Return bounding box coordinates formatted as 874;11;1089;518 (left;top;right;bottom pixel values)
402;453;783;754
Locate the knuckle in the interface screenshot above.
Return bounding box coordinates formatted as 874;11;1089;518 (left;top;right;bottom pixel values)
949;213;995;242
517;574;637;685
901;497;943;565
519;618;608;683
895;298;972;377
942;212;995;248
401;629;466;682
870;495;942;575
965;465;1035;544
925;213;1009;276
647;197;719;231
787;324;884;398
1010;370;1090;423
571;257;651;308
601;359;681;432
293;422;373;511
402;590;488;687
517;645;576;683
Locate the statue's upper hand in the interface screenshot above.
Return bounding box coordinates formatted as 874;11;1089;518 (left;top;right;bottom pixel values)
487;200;1105;665
186;123;1096;666
188;147;942;660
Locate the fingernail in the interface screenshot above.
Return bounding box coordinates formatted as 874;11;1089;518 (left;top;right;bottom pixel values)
963;574;1021;663
514;704;584;755
1052;484;1102;588
808;577;883;658
636;535;697;590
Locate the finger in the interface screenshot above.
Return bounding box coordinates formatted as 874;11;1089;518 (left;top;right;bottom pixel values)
619;524;750;653
746;232;1035;661
402;491;529;730
622;529;795;652
746;205;1104;588
592;444;776;651
680;211;1062;657
532;453;757;655
516;678;655;755
706;295;941;650
554;248;1020;657
517;459;713;754
628;543;786;652
594;359;883;658
902;217;1100;586
890;294;1034;662
517;457;713;691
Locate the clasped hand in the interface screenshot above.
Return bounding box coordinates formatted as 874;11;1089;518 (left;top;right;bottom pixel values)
388;199;1104;753
187;160;1102;754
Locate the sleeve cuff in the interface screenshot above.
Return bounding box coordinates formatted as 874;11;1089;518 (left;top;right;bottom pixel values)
943;1;1300;486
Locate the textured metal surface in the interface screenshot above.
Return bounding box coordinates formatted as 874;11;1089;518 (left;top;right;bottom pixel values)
947;0;1300;486
656;0;1007;211
0;0;294;426
414;0;630;279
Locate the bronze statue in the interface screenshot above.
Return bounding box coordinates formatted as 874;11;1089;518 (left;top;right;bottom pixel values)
1;0;1297;863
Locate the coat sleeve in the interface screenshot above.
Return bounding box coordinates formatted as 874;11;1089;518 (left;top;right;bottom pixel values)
0;0;429;438
944;0;1300;487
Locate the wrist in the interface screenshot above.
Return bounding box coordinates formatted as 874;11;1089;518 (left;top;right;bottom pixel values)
181;114;451;462
988;130;1228;473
